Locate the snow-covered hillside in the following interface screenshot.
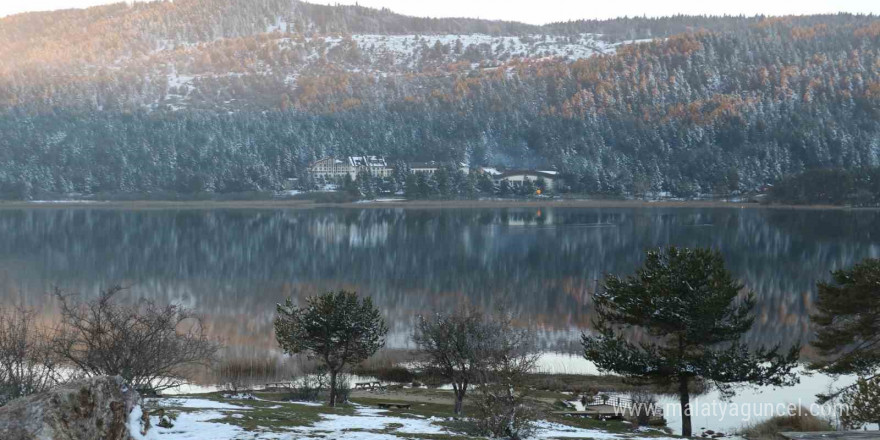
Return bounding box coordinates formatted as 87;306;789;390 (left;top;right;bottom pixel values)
152;30;648;111
340;32;618;62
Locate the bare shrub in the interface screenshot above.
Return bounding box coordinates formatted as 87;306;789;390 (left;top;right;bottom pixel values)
353;364;415;383
51;286;218;393
738;407;832;439
215;357;280;393
287;373;325;402
0;306;61;405
629;390;659;427
472;310;541;440
413;309;492;416
285;367;351;403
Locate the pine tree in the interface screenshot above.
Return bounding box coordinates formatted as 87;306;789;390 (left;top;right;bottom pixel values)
274;291;387;407
520;179;535;196
342;173;360;199
582;247;800;437
498;180;512;197
840;377;880;430
356;170;376;199
435;166;451;198
477;174;496;195
462;172;478;198
809;259;880;401
404;172;420;199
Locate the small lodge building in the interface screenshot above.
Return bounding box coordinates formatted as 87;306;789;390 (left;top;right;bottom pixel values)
496;170;558;190
409;161;470;175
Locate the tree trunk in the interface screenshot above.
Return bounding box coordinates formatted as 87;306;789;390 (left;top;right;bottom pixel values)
679;376;692;437
453;382;467;416
328;370;338;408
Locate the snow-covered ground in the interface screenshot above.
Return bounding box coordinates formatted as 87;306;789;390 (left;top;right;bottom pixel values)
129;397;678;440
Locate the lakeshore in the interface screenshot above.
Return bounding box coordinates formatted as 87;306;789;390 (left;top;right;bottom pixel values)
0;197;870;211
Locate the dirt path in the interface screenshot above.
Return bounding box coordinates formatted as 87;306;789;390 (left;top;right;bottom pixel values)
350;387;565;407
350;388;457;405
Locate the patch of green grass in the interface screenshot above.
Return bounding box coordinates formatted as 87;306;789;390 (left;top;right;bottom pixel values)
392;434;479;440
203;403;327;432
350;396;461;419
529;389;575;401
155;392;356;433
546;414;673;438
151;389;675;440
548;414;633;433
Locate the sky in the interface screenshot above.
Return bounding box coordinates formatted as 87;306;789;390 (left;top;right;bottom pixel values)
1;0;878;23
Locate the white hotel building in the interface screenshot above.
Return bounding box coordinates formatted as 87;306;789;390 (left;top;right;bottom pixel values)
308;156;392;180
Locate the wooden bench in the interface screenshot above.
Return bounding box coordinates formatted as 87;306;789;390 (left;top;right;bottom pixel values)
355;381;385;390
552;410;624;420
376;402;412;409
552;411;594;418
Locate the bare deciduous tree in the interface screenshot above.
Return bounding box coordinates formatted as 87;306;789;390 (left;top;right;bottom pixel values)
51;286;218;393
413;309;492;416
0;306;61;405
472;311;540;440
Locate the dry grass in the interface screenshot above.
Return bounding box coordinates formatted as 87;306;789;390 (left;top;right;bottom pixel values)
738;407;833;439
213;357;286;391
352;349;424;383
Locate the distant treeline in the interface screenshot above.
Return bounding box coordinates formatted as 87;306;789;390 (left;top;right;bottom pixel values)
768;168;880;206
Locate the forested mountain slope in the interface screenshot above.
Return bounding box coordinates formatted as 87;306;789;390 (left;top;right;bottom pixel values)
0;0;877;199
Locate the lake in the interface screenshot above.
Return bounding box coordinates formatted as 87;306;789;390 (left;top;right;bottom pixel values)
2;205;876;352
0;204;876;433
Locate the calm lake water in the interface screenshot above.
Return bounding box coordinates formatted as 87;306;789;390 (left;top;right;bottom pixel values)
1;205;878;354
2;205;877;434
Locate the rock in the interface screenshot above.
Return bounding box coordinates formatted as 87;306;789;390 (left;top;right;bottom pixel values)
0;376;140;440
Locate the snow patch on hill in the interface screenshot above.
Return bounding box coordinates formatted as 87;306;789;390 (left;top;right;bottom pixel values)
337;32;617;62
